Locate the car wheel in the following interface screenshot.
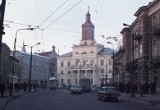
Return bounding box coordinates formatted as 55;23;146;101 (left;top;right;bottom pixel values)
115;98;119;102
102;97;106;101
98;97;100;100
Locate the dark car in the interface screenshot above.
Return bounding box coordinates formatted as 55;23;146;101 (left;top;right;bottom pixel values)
98;86;120;101
50;85;56;90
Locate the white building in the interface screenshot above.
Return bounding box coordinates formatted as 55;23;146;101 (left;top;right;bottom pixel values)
57;11;113;86
14;45;51;87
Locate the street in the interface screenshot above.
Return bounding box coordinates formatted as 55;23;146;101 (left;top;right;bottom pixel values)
4;89;159;110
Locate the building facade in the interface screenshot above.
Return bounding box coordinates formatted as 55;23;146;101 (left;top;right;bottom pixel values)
57;11;113;86
14;45;51;87
38;46;58;86
0;43;11;85
115;0;160;92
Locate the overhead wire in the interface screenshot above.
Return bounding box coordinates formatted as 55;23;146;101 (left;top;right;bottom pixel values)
4;20;31;27
43;0;82;30
38;0;69;26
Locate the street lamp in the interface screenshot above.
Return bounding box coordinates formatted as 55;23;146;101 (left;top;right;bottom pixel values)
13;28;35;56
24;42;40;92
12;28;34;84
123;23;130;27
107;41;115;83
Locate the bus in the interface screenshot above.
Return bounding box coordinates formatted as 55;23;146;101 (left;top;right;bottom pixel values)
79;78;91;92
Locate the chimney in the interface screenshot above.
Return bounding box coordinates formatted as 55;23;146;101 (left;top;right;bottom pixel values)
52;46;55;52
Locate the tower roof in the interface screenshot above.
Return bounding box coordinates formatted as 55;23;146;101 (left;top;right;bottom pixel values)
84;10;93;25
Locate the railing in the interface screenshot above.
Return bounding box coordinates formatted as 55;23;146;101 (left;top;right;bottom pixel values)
133;34;142;41
70;64;97;70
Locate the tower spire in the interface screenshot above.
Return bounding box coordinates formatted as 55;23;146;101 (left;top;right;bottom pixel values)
21;40;26;53
82;10;95;41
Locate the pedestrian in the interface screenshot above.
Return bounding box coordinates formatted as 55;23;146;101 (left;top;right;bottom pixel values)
144;81;149;94
139;82;144;97
126;81;130;94
23;82;27;92
0;82;6;97
150;82;156;94
33;83;37;92
8;83;13;96
68;84;71;91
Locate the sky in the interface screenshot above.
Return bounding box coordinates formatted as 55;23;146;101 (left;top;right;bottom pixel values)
2;0;153;55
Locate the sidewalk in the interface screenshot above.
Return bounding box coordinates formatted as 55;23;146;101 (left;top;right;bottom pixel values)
120;92;160;107
0;90;34;110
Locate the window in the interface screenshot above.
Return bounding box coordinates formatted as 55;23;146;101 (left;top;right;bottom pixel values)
101;60;104;66
68;71;71;74
101;69;104;73
75;61;79;66
90;78;93;84
140;43;142;57
75;52;79;54
153;16;157;24
108;59;112;65
91;51;94;53
75;79;78;85
109;70;112;73
61;62;64;67
61;79;64;84
61;71;63;74
68;79;70;84
83;61;86;65
90;60;94;65
67;61;70;67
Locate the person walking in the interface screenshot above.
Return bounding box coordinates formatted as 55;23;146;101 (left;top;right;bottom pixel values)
23;82;27;92
8;83;13;96
0;82;6;97
139;82;144;97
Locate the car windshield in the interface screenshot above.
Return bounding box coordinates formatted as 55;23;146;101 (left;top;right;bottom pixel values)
104;88;116;92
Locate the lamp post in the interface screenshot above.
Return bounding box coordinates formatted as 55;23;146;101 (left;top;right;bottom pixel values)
24;42;40;92
13;28;35;56
0;0;6;82
12;28;34;84
107;41;115;83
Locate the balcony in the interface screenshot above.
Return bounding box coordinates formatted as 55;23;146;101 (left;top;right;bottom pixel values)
133;34;142;41
152;27;160;37
151;56;160;65
70;64;96;70
125;58;138;71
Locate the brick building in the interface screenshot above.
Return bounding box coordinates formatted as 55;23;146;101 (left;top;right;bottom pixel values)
115;0;160;92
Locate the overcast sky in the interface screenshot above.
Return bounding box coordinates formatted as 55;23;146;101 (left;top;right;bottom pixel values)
3;0;152;55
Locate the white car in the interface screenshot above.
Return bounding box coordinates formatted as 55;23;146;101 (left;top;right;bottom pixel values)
70;85;82;94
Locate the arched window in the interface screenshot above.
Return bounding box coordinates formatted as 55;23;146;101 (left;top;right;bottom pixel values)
84;42;87;45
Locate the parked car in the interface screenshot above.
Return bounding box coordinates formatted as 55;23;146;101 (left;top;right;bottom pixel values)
70;85;82;94
98;86;120;101
50;85;56;90
92;84;101;91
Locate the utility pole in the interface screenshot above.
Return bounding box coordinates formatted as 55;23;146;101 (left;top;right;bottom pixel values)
0;0;6;81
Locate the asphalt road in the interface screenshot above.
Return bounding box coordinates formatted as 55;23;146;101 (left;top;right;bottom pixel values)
5;89;159;110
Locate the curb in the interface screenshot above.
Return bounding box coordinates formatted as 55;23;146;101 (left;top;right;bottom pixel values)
1;95;21;110
1;91;38;110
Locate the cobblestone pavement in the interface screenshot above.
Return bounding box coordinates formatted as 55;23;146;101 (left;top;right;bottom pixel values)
120;93;160;107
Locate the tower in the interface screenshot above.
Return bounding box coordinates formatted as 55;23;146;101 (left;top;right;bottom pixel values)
82;10;95;41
